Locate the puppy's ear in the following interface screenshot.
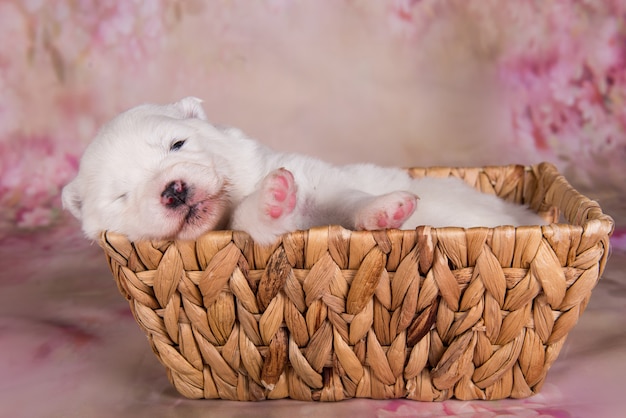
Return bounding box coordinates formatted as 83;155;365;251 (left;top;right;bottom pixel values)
62;180;83;220
174;97;208;120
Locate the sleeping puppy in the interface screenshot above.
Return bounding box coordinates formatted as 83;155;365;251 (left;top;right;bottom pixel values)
62;97;545;245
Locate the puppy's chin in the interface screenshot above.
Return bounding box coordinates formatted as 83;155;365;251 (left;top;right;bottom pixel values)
174;213;225;241
168;194;231;241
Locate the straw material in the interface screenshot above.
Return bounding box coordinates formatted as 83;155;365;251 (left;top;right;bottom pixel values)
100;162;614;401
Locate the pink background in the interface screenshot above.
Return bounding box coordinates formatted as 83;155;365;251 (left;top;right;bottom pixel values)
1;1;624;417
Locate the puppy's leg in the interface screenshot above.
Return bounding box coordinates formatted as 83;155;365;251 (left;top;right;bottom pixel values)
312;189;418;231
353;191;418;230
231;168;298;244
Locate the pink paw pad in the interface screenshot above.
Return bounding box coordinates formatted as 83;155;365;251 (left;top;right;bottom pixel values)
263;168;297;220
358;192;418;230
392;196;416;222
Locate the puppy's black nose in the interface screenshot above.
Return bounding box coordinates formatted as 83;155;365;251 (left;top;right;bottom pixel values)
161;180;188;208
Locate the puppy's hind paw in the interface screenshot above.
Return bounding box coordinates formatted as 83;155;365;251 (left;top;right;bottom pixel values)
355;191;418;230
262;168;297;221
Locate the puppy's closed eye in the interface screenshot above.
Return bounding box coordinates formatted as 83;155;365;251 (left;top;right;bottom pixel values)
170;139;187;151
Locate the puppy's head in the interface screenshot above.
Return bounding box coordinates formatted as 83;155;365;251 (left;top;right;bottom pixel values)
63;97;232;241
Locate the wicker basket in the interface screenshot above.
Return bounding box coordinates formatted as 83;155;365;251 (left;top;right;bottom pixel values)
100;162;613;401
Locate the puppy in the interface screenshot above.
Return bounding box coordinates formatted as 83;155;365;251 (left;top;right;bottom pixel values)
62;97;545;245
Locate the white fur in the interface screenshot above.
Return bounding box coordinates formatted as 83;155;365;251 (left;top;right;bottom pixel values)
62;97;546;245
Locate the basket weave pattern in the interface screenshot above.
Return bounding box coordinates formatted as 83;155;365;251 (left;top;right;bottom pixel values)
100;163;613;401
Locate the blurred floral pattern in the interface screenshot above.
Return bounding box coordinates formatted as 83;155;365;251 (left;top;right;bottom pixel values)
0;1;624;417
496;1;626;192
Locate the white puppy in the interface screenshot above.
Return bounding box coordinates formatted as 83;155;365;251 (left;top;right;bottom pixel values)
62;97;545;245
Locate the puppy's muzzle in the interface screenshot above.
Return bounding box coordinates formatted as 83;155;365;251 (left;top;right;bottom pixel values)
161;180;188;208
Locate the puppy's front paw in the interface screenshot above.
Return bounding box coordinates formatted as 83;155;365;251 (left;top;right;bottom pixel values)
355;191;418;230
231;168;299;245
262;168;297;221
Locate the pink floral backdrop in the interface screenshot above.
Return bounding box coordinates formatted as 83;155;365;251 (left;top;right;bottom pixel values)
1;0;624;244
2;3;625;417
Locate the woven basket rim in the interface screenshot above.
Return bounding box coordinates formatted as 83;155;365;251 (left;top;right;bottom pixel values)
99;162;615;245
